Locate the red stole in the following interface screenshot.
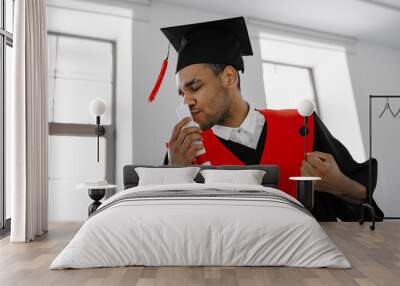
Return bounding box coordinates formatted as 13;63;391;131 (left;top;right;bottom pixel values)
201;109;314;197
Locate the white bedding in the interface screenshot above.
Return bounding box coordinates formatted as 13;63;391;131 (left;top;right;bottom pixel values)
50;183;351;269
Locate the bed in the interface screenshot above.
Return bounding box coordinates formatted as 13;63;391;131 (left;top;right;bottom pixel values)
50;165;350;269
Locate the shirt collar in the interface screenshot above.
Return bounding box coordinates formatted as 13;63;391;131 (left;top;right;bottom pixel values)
211;104;265;140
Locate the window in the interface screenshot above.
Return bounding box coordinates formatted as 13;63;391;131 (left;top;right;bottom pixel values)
263;61;319;112
47;32;116;221
48;34;113;125
1;0;14;233
259;32;366;162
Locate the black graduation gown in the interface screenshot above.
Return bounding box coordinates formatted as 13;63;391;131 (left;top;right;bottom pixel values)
163;113;384;221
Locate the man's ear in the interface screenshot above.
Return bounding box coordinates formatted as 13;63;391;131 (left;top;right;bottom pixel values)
222;66;238;89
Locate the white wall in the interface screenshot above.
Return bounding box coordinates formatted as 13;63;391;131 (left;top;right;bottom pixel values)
47;0;400;218
346;42;400;217
347;42;400;147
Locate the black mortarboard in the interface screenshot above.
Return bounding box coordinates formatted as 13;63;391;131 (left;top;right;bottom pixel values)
161;16;253;73
148;16;253;103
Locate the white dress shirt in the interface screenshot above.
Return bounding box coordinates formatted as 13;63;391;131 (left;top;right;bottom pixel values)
212;104;265;149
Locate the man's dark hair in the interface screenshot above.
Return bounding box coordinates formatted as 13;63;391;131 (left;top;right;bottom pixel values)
208;64;241;90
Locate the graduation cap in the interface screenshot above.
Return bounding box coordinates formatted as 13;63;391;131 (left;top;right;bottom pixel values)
148;16;253;103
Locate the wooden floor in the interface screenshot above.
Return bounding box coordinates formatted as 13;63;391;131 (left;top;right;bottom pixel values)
0;221;399;286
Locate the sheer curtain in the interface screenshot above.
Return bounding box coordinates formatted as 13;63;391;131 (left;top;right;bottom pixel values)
10;0;48;242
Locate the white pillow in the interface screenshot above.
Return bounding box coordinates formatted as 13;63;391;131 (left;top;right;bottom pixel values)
200;169;266;185
135;167;200;186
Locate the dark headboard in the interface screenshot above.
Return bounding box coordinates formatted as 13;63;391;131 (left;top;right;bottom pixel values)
123;165;280;189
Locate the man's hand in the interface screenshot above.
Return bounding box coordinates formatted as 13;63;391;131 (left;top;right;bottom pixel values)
301;151;367;203
301;151;343;195
168;117;204;165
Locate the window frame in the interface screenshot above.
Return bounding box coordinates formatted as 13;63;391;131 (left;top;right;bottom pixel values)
0;0;14;232
47;31;116;184
262;59;321;114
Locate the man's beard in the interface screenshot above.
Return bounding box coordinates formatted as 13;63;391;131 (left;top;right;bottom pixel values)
199;88;231;130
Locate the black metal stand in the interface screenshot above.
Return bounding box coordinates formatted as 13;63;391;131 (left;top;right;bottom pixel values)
94;116;105;163
359;203;376;230
359;95;400;230
96;116;100;162
304;116;308;162
88;188;105;216
298;116;309;161
296;180;314;210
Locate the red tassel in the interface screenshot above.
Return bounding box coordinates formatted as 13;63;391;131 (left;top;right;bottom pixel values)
148;57;169;103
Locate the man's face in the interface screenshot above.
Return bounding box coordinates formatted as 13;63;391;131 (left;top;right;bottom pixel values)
176;64;231;130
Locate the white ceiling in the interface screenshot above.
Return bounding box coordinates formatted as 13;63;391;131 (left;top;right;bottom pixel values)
150;0;400;48
364;0;400;9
